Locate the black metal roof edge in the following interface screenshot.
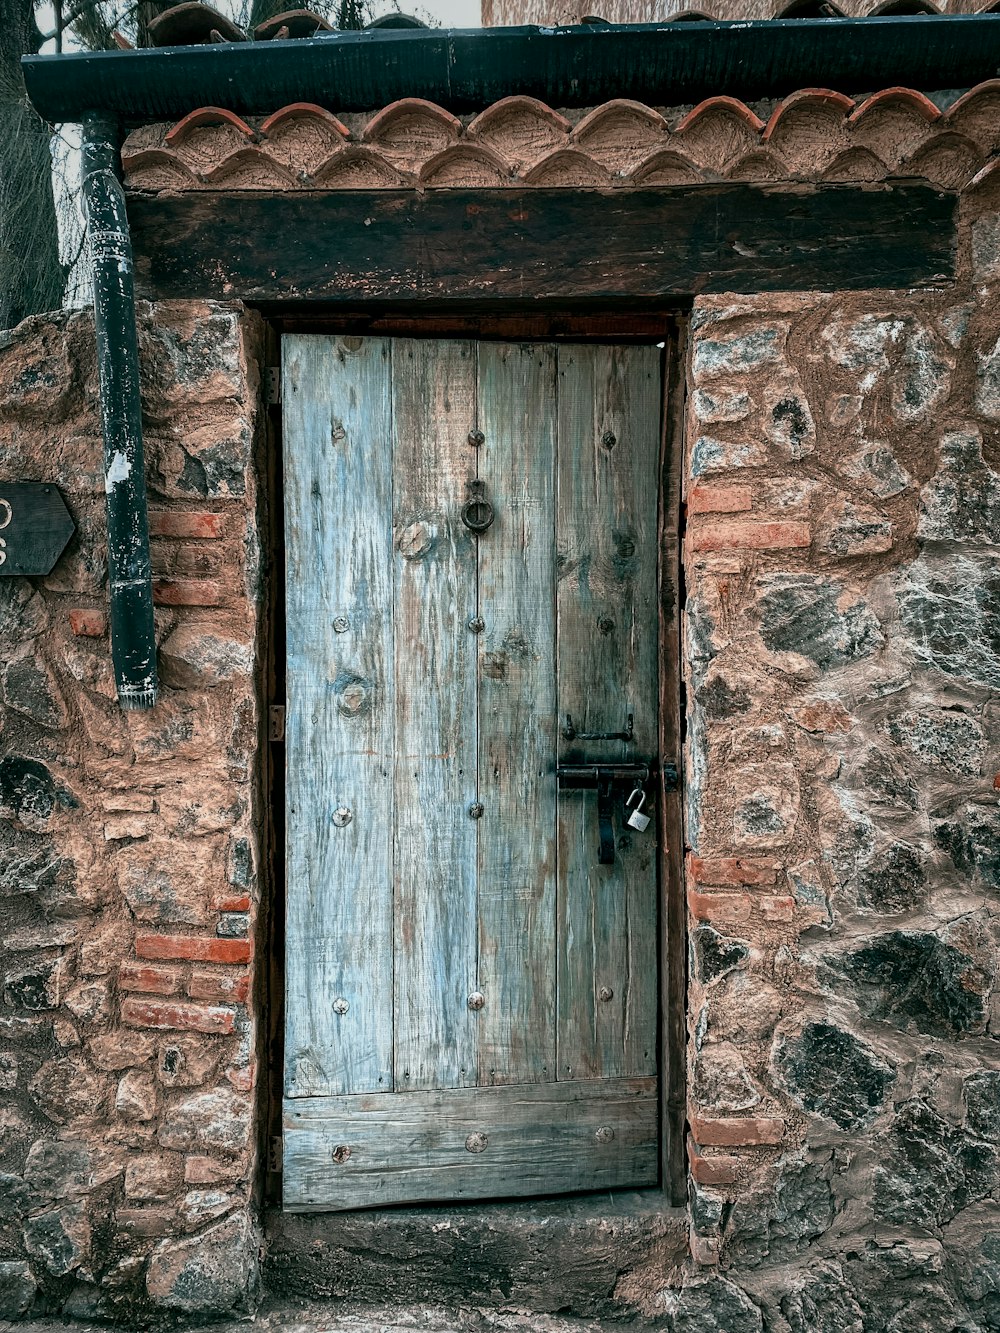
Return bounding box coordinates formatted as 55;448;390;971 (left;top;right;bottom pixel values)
23;14;1000;124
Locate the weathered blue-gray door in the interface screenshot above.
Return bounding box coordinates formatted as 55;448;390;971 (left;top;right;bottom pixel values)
282;335;662;1210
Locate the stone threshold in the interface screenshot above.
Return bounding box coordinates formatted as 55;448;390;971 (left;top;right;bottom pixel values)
265;1191;688;1319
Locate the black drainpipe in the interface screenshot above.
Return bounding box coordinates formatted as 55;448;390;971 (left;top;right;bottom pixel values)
81;113;158;710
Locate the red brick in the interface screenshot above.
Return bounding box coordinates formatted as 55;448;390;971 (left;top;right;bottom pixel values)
689;519;811;554
687;483;753;516
183;1155;242;1186
687;889;752;925
69;608;107;637
760;895;796;922
121;997;236;1035
689;855;779;887
135;933;251;965
187;969;250;1004
687;1136;740;1186
226;1062;255;1091
148;511;226;540
118;961;183;995
690;1115;785;1147
151;579;225;607
994;773;1000;791
690;1232;721;1267
210;893;251;913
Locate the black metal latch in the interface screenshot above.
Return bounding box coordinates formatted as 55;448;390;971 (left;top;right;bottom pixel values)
556;762;678;867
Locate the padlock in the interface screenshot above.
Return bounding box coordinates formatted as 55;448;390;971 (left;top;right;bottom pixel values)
625;787;651;832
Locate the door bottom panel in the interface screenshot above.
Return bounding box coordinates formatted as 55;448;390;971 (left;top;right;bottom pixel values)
283;1078;658;1211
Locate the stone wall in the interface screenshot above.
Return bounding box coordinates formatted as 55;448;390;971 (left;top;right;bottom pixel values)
676;182;1000;1327
0;301;267;1322
0;187;998;1327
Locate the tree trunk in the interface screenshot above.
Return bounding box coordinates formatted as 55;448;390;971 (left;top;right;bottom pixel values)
0;0;66;331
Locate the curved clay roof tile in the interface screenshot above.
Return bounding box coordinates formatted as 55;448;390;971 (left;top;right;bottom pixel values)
627;149;706;185
900;131;984;189
819;146;889;181
122;148;199;190
201;148;300;188
573;99;668;141
363;99;462;143
467;97;572;141
521;148;614;186
254;9;333;39
165;106;255;147
869;0;939;13
147;2;246;46
675;96;765;135
260;104;350;139
311;146;411;187
848;87;941;123
419;143;512;187
762;88;855;140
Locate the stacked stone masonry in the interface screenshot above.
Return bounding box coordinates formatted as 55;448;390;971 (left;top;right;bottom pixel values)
0;115;999;1333
0;302;265;1322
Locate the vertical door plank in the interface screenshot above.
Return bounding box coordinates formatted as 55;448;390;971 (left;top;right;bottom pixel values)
392;339;480;1090
476;342;558;1085
283;334;395;1098
556;344;661;1082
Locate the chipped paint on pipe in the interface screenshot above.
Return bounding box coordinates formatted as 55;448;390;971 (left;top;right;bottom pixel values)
82;114;158;711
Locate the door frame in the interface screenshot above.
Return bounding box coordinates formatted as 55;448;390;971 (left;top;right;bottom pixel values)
259;309;689;1209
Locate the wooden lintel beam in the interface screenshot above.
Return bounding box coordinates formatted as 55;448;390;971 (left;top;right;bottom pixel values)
128;184;956;306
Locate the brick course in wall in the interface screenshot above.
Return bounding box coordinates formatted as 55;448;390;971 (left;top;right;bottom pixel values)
0;162;998;1330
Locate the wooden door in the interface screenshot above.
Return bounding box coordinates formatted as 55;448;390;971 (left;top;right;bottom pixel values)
281;336;663;1211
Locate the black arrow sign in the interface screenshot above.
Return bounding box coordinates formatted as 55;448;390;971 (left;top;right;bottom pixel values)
0;484;76;577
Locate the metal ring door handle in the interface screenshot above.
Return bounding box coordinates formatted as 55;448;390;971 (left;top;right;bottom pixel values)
461;480;495;534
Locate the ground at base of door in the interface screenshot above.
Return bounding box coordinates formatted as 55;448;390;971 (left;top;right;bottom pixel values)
1;1300;661;1333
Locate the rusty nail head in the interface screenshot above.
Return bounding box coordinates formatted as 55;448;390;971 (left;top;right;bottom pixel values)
332;1144;351;1163
466;1132;488;1153
468;991;485;1011
468;429;485;447
333;617;349;633
595;1126;615;1143
468;802;484;819
333;997;349;1015
332;806;352;827
468;616;485;634
598;986;614;1003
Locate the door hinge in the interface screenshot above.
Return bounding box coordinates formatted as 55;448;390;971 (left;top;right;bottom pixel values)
268;1135;283;1172
268;705;285;742
263;366;281;407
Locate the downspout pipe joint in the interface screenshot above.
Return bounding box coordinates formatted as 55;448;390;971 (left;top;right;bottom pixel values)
81;113;158;710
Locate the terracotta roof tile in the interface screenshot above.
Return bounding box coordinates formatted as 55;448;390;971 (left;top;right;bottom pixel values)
467;97;572;171
260;103;350;173
522;147;614;185
762;88;855;139
122;82;1000;193
901;131;985;188
120;147;200;189
572;100;668;171
164;106;256;145
201;146;299;187
310;145;410;187
254;9;333;40
362;99;461;169
419;142;512;186
627;148;706;184
147;2;246;46
848;86;941;122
